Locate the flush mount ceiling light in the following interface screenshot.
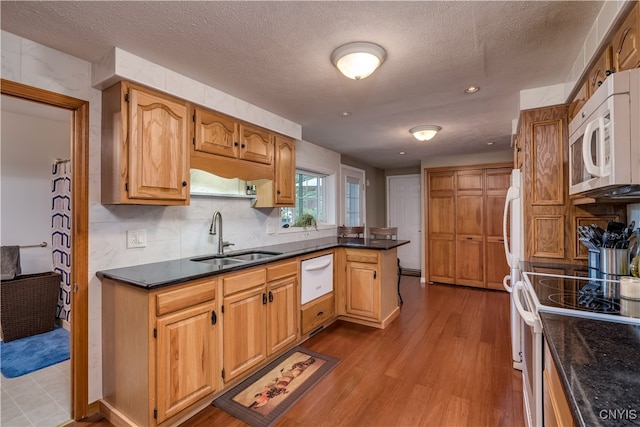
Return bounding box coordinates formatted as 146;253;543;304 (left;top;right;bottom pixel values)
409;125;441;141
338;111;352;117
465;86;480;94
331;42;387;80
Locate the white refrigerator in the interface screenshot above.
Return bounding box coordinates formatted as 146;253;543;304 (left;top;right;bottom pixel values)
502;168;524;370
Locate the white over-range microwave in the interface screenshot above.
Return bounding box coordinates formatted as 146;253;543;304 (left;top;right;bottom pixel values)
568;68;640;198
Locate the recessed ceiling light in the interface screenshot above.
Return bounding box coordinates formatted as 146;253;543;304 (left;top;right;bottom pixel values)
465;86;480;94
487;141;494;145
399;151;406;155
338;111;352;117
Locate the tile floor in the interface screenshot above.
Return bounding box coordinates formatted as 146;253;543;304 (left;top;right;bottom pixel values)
1;360;71;427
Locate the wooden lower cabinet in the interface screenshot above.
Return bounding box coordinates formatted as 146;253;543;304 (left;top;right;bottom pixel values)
102;277;219;427
156;302;218;423
222;261;299;384
222;283;267;383
266;261;299;355
544;341;576;427
345;261;380;320
339;248;400;328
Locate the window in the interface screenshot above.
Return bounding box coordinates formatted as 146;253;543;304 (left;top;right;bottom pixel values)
281;170;328;228
345;177;361;226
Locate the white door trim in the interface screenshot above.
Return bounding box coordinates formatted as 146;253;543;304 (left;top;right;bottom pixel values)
340;165;366;227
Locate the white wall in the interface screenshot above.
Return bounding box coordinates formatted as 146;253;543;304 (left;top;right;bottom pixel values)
1;30;340;403
1;107;70;273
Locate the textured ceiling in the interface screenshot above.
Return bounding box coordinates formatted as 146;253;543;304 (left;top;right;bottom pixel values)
0;1;604;169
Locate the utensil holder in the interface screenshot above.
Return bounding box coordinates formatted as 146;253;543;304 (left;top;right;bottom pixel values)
599;248;629;280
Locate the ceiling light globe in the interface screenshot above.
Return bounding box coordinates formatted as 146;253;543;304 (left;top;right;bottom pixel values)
409;125;441;141
332;42;386;80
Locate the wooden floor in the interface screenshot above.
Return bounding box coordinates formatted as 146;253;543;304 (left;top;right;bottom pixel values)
72;276;524;427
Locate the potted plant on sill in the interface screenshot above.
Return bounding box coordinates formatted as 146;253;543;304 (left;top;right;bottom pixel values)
293;213;317;230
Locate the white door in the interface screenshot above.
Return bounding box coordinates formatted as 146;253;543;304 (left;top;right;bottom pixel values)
341;165;366;227
387;175;421;271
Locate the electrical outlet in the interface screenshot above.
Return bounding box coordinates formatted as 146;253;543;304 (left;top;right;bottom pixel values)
127;229;147;248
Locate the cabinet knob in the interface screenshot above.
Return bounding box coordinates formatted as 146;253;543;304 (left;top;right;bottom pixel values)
276;190;281;195
241;144;246;149
268;291;274;303
182;181;187;187
234;142;239;147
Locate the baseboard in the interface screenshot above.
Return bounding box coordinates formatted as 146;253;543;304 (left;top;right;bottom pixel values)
401;269;421;277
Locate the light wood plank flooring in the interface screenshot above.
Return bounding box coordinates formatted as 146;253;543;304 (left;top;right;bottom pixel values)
73;277;524;427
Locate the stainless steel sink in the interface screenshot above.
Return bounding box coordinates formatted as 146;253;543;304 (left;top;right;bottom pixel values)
191;251;282;265
227;251;282;261
190;256;245;266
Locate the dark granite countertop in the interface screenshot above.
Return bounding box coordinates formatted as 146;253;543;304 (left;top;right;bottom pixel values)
96;236;409;289
540;312;640;427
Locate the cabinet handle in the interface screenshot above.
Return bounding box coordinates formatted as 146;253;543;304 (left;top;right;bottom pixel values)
317;311;324;317
373;271;377;279
182;181;187;187
268;291;273;303
262;293;267;305
211;310;217;325
466;237;473;240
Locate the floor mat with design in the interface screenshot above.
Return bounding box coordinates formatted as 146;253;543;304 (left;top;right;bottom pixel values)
213;346;340;427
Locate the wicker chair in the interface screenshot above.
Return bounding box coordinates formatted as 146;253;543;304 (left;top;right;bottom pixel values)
369;227;403;305
337;226;365;238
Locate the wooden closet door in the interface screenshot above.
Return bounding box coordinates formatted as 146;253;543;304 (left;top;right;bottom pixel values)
455;169;484;288
427;172;456;284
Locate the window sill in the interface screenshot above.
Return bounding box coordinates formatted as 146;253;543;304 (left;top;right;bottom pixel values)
278;224;336;234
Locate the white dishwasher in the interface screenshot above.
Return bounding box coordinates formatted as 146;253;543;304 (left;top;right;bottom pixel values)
300;253;334;305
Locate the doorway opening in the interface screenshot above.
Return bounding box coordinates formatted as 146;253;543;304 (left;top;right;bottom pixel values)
1;79;90;422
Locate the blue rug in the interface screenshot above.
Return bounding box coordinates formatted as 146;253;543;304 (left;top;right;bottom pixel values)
0;327;70;378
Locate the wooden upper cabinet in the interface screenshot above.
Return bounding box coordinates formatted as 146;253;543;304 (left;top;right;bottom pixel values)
613;1;639;72
239;122;273;165
587;46;613;98
193;108;238;159
273;136;295;205
102;81;189;205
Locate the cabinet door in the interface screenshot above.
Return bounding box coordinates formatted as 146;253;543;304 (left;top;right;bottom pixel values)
193;108;238;159
519;106;569;261
613;2;639;72
587;46;613;97
428;171;456;284
345;262;380;320
128;87;189;201
239;123;273;165
223;286;267;382
274;136;296;206
156;301;218;423
267;276;298;356
485;168;510;290
456;237;484;288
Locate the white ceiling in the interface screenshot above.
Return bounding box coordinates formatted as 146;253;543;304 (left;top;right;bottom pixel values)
0;1;604;169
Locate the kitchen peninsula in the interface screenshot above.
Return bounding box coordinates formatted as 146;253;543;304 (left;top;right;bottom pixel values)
97;236;408;427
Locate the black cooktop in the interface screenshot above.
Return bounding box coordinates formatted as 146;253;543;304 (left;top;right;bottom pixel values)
523;272;625;316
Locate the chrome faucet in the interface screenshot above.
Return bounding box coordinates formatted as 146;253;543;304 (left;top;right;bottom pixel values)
209;211;234;255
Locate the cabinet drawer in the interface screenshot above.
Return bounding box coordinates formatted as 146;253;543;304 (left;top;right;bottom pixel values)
345;249;378;264
223;267;266;295
156;279;216;316
301;293;335;334
266;260;297;282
